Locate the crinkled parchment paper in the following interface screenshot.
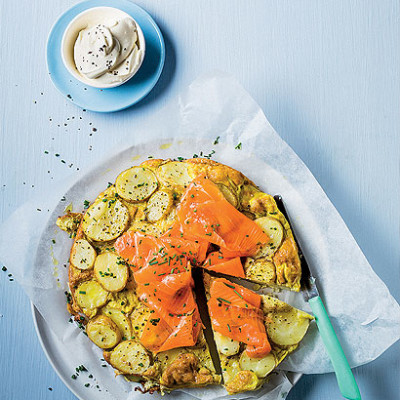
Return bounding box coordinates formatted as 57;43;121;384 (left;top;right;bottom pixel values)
1;72;399;400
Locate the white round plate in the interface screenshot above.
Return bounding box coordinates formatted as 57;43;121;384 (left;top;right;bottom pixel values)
30;138;306;399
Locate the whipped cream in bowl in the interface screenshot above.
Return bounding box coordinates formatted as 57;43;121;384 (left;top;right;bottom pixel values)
62;7;145;88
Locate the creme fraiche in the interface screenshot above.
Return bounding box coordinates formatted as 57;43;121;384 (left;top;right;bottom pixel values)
62;7;145;88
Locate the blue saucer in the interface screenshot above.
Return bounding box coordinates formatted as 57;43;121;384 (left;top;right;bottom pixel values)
47;0;165;112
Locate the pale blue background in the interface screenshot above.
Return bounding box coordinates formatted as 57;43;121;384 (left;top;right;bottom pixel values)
0;1;399;399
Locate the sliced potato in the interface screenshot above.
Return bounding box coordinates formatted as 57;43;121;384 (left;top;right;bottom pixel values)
219;355;242;385
244;257;276;284
94;252;128;292
108;289;138;313
70;239;96;270
129;221;164;237
87;315;121;349
82;198;129;242
146;190;173;222
75;280;109;317
249;193;278;217
263;295;312;346
156;348;186;371
255;217;284;256
115;166;158;202
273;348;290;365
239;352;276;378
214;331;240;356
109;340;151;375
157;161;193;189
130;303;152;338
102;305;133;340
239;184;260;211
217;184;238;208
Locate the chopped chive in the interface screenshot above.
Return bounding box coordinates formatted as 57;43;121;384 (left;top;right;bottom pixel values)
217;297;231;304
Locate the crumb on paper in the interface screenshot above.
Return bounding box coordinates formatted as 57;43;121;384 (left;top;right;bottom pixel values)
50;245;59;266
101;168;112;176
64;202;73;213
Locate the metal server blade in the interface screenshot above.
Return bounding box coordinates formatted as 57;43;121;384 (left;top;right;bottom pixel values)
273;195;319;300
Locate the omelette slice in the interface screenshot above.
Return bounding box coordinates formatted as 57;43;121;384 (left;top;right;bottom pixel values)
203;273;313;395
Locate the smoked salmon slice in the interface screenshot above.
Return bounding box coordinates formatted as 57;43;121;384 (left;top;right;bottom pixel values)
209;277;261;308
115;231;206;275
137;271;201;353
203;251;245;278
140;308;202;353
137;271;196;318
115;231;204;353
176;175;269;256
208;278;271;358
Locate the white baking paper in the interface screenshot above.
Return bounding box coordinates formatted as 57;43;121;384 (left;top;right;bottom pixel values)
1;72;399;400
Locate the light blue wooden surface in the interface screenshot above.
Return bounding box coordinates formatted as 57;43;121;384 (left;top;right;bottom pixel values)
1;1;399;399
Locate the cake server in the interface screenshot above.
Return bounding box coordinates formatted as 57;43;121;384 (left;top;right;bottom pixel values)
273;195;361;400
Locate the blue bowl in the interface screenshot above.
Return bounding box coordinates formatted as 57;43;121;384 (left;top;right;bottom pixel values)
47;0;165;112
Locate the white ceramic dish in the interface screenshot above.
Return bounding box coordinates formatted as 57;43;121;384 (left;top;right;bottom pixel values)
29;137;309;399
32;304;114;400
61;6;145;89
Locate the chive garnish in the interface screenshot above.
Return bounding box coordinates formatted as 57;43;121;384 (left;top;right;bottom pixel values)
217;297;231;304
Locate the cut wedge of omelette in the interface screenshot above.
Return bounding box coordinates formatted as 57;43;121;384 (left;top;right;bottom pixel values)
203;273;313;394
57;158;311;394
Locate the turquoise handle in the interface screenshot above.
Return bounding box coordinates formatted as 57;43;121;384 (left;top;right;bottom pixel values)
309;296;361;400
